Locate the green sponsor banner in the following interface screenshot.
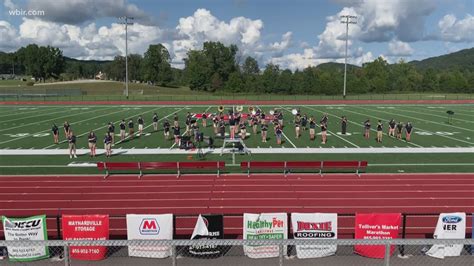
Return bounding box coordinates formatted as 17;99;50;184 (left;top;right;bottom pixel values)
2;215;49;262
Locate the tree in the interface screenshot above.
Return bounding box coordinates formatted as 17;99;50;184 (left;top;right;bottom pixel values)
16;44;64;81
142;44;172;85
184;50;211;91
225;71;244;92
242;56;259;75
363;56;389;93
262;64;280;93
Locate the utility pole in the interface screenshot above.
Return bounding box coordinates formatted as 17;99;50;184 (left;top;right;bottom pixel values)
119;16;134;99
340;15;357;99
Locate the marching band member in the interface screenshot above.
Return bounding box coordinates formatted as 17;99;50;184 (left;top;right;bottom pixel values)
309;117;316;140
234;111;241;134
320;113;328;124
185;112;192;136
239;120;247;140
252;114;259;134
275;124;282;145
52;124;59;144
63;121;71;139
173;122;181;145
278;111;283;126
67;130;77;159
152;112;159;131
364;119;371;139
376;120;383;143
163;119;171;140
405;122;413;142
396;121;403;139
128;119;134;139
219;119;226;138
261;121;268;143
104;132;112;157
301;114;308;131
137;116;144;136
321;122;327;144
107;122;115;144
341;116;348;135
192;121;200;142
119;119;126;141
229;113;236;139
88;130;97;157
202;112;208;128
388;119;396;137
294;114;301;139
212;115;219;135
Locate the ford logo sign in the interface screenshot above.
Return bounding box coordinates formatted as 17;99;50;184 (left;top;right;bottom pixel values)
442;216;462;223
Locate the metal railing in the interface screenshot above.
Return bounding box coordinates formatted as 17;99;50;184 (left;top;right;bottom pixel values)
0;238;472;265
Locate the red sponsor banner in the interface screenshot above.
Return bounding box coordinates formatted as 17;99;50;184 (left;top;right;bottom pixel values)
354;213;401;259
62;215;109;260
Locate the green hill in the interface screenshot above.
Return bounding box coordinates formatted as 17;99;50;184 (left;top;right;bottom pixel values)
409;47;474;71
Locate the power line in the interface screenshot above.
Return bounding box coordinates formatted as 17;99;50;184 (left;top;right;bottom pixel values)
340;15;357;99
119;16;134;99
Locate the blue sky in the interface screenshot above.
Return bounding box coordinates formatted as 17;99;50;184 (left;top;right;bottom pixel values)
1;0;473;70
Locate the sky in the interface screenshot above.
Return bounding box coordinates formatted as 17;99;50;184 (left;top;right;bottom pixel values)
0;0;473;70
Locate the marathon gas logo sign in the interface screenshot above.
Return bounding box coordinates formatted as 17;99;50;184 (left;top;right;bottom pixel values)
295;221;335;238
139;218;160;235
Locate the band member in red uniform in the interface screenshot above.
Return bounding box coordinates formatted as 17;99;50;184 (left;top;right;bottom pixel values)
88;130;97;157
321;122;327;144
364;119;371;139
405;122;413;142
52;124;59;144
376;120;383;143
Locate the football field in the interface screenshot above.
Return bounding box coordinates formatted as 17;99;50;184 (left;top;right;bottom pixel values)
0;103;473;174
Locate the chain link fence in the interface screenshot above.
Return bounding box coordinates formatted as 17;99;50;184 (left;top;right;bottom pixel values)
0;238;472;265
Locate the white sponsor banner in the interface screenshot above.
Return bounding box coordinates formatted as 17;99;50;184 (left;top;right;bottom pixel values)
291;213;337;258
426;212;466;259
2;215;49;261
126;214;173;258
243;213;287;259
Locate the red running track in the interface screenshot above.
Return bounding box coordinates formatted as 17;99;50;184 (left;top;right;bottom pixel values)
0;173;472;239
1;99;473;105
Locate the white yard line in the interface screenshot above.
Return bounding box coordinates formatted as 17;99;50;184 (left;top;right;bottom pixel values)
352;106;474;145
1;147;473;155
0;106;62;118
0;106;116;133
303;105;424;148
0;107;78;124
400;107;474;124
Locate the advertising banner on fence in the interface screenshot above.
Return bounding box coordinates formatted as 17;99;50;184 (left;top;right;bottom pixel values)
186;214;228;258
426;212;466;259
354;213;401;259
243;213;287;259
62;215;109;260
2;215;49;261
126;214;173;258
291;213;337;258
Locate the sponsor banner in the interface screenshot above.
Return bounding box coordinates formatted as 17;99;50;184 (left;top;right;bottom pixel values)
2;215;49;261
186;214;228;258
62;215;109;260
291;213;337;258
354;213;401;259
243;213;287;259
426;212;466;259
126;214;173;258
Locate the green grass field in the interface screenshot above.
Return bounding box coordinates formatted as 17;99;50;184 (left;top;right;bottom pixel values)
0;103;473;174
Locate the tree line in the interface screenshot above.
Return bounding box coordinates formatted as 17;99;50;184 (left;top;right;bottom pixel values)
1;42;473;94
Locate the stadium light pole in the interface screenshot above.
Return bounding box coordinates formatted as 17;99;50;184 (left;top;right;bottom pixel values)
340;15;357;99
119;16;134;99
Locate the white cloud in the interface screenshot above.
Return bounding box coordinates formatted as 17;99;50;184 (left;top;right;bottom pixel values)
269;31;292;56
4;0;17;10
0;20;20;51
387;40;414;56
438;14;474;42
172;8;264;66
